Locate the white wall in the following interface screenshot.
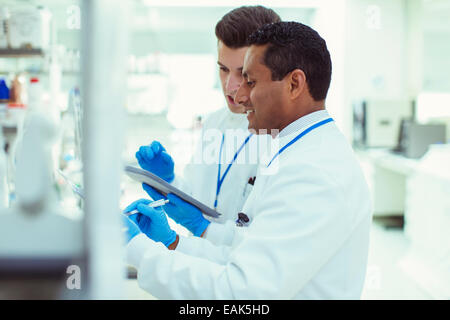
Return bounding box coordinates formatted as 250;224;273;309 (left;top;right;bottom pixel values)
313;0;414;140
342;0;410;140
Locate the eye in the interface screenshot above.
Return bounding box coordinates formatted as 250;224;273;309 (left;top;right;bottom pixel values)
219;66;229;72
247;80;255;87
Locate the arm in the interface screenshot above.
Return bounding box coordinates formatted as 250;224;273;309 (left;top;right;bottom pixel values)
126;163;368;299
125;198;233;265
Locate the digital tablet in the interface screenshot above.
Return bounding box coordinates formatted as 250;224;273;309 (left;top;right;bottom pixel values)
124;165;221;218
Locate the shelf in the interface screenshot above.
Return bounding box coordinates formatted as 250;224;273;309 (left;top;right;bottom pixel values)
0;48;44;58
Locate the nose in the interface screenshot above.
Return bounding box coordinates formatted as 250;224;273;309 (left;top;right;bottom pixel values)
226;73;242;94
234;79;249;106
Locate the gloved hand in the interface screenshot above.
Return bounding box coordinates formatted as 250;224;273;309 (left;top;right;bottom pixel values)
124;199;177;248
121;214;142;243
142;183;211;237
136;141;175;183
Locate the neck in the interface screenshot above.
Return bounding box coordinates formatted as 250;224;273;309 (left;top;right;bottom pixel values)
276;102;325;134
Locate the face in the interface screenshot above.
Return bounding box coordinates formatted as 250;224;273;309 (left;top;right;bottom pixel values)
235;45;287;133
217;41;248;114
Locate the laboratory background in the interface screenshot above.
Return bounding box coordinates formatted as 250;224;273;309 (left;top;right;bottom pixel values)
0;0;449;300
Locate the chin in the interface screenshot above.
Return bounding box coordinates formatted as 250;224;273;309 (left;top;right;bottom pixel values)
227;104;246;114
247;123;259;134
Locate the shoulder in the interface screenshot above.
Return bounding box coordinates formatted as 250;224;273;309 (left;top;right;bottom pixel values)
202;108;229;129
269;122;361;186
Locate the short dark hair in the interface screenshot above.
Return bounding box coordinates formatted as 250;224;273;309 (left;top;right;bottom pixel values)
215;6;281;49
248;21;332;101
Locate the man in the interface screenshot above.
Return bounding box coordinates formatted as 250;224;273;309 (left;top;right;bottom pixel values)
123;21;372;299
134;6;281;239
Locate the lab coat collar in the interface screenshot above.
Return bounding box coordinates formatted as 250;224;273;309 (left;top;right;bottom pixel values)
278;110;331;138
227;110;248;126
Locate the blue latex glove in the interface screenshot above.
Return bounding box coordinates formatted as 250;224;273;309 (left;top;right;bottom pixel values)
121;214;142;243
124;199;177;248
136;141;175;183
142;183;211;237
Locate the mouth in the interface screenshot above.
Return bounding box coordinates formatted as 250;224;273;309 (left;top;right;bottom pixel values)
227;95;237;106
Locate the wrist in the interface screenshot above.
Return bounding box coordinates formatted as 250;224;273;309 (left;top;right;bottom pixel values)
163;230;177;248
168;234;179;250
192;218;210;237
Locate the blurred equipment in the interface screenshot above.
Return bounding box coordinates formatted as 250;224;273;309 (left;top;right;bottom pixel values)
0;78;9;102
393;119;446;158
81;0;128;299
0;113;83;299
0;0;129;299
0;8;10;48
67;87;83;161
353;99;413;148
0;129;9;209
8;6;51;50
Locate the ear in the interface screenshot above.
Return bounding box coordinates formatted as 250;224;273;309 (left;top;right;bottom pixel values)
288;69;306;100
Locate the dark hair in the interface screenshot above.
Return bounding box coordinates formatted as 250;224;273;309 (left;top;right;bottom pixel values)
248;21;332;101
215;6;281;49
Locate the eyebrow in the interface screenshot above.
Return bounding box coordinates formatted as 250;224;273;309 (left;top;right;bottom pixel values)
217;61;244;73
242;70;252;79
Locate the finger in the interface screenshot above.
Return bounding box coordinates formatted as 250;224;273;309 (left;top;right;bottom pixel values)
150;141;161;155
137;146;146;157
142;183;165;201
139;146;154;161
152;140;167;153
127;212;140;224
137;203;161;220
123;202;138;213
145;146;155;160
123;198;152;213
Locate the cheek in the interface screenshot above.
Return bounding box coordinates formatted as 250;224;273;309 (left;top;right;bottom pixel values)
252;89;273;112
219;73;227;91
251;88;283;126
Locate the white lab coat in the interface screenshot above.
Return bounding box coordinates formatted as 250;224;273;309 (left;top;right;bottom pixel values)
127;110;372;299
171;107;262;223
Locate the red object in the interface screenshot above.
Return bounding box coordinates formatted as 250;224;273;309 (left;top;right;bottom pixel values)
30;77;39;83
7;103;26;109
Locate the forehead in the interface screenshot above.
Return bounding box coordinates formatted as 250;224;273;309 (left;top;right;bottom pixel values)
217;41;248;65
243;45;269;76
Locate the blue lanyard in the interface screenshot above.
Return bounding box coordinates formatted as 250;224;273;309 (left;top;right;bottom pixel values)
266;118;333;168
214;133;253;209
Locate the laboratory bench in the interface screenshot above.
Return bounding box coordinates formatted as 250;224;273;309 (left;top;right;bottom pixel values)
356;147;420;219
356;145;450;299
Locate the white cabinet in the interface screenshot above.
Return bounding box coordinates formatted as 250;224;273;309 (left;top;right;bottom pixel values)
399;145;450;299
357;146;450;298
356;148;419;216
